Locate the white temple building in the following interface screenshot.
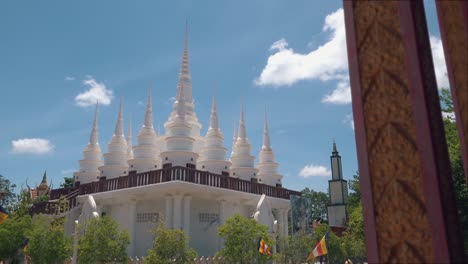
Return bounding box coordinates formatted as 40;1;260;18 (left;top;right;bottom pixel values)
59;27;300;257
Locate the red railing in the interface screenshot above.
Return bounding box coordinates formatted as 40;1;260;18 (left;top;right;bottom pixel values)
50;166;301;205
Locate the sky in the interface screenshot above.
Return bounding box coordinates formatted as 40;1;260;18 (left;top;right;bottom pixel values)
0;0;448;193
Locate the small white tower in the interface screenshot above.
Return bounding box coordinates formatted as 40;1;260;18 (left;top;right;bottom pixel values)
128;89;161;172
165;23;204;153
256;111;282;187
229;105;258;181
197;84;231;175
327;140;348;227
99;99;129;179
161;82;198;167
74;103;104;184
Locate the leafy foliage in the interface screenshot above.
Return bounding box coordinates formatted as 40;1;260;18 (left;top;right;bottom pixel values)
145;223;197;264
275;231;314;264
347;172;361;211
341;172;367;260
341;204;366;259
440;88;468;253
0;174;17;213
26;214;72;264
0;215;32;262
60;177;74;188
301;188;329;222
217;214;272;264
77;216;130;264
312;224;345;264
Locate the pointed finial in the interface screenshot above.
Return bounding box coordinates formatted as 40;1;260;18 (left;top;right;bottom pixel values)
42;170;47;184
114;97;124;136
144;84;154;128
262;108;271;150
89;102;99;145
238;103;247;139
185;19;188;48
176;21;192;102
209;82;219;130
127;116;132;143
332;139;338;153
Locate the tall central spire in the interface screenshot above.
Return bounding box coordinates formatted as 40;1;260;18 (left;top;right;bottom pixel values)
262;110;271;150
209;82;219;130
90;102;99;145
238;104;247;139
176;21;192;103
144;86;153;128
114;98;124;136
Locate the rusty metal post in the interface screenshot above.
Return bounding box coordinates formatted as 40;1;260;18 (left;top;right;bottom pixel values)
343;0;465;262
436;0;468;183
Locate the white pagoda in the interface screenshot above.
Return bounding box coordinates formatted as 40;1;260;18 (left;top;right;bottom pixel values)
60;27;299;257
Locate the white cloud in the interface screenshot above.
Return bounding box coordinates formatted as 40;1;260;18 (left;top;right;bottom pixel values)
299;164;331;178
322;78;351;104
11;138;54;154
343;113;355;130
429;35;449;89
256;8;449;105
65;76;75;81
256;8;349;105
75;77;113;107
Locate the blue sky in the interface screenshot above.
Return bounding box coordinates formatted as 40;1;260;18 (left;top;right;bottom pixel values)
0;1;447;193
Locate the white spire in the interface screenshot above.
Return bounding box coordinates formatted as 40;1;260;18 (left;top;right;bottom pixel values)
114;98;124;136
230;121;238;156
262;110;271;150
89;102;99;145
75;102;104;184
100;98;128;179
144;85;153;128
128;86;160;173
175;82;186;119
238;104;247;139
256;110;282;186
197;84;231;173
230;104;257;180
209;82;219;130
176;21;192;103
127;118;134;160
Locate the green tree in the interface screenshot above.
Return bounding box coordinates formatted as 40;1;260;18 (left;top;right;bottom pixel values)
347;172;361;211
61;177;74;188
341;172;367;260
145;223;196;264
275;231;314;264
0;174;17;212
26;214;72;264
301;188;329;221
77;216;130;264
217;214;272;264
439;88;468;253
0;215;32;262
311;224;345;264
341;204;366;260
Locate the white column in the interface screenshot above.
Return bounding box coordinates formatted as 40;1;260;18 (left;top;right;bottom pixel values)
183;196;192;237
173;195;183;229
127;201;136;257
165;196;173;228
